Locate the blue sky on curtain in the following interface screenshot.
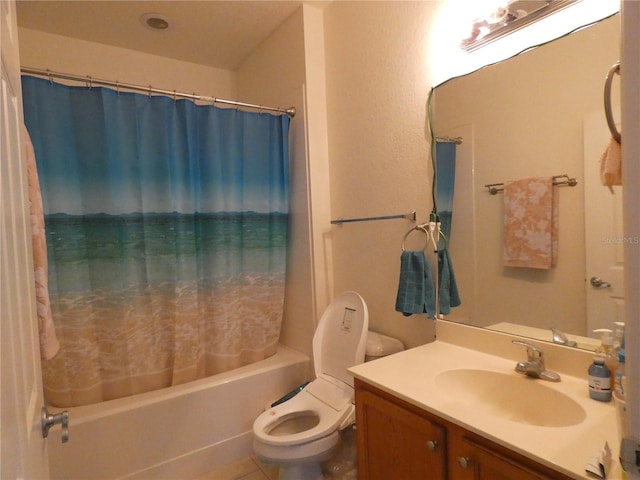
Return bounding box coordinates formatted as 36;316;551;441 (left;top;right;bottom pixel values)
22;76;290;407
436;141;461;315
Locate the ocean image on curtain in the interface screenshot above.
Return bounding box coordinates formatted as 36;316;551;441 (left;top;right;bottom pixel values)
436;142;456;240
22;76;290;407
436;141;461;315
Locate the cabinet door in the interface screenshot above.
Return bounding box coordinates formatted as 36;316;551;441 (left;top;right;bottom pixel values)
355;385;446;480
449;430;571;480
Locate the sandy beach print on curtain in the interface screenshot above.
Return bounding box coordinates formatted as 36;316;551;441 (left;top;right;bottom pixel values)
22;76;290;407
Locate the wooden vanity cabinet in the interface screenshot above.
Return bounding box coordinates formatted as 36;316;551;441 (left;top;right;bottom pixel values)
354;379;573;480
355;379;446;479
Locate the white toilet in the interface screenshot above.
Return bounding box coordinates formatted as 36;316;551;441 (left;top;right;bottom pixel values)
252;291;370;480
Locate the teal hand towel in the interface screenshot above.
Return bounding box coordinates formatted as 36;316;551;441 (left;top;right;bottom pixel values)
438;248;461;315
395;250;436;317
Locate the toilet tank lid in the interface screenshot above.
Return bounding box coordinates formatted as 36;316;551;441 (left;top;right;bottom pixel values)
366;331;404;357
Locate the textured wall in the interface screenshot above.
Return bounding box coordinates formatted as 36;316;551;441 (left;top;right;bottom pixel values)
323;2;440;348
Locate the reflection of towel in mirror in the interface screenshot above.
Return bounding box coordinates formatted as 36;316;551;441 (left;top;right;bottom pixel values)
600;136;621;193
395;250;436;317
503;176;557;269
438;249;461;315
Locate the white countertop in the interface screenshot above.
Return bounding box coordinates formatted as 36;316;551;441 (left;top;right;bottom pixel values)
349;337;622;479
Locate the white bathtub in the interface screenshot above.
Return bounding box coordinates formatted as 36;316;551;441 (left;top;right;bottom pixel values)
47;346;310;480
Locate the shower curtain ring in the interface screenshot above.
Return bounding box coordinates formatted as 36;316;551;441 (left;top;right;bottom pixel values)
148;85;152;98
86;76;93;90
115;81;120;95
173;90;177;103
47;70;53;85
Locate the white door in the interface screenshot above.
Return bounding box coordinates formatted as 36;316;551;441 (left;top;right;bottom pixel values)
584;109;624;335
0;1;50;478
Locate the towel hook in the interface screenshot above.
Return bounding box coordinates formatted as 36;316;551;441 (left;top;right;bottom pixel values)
432;223;448;251
427;222;439;253
604;62;621;144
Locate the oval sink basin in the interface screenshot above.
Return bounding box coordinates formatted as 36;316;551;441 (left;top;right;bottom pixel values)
435;369;586;427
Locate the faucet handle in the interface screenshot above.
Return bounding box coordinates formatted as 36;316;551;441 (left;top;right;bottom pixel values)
512;340;543;361
512;340;560;382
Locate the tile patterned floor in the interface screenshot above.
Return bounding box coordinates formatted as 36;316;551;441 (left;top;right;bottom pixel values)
192;456;278;480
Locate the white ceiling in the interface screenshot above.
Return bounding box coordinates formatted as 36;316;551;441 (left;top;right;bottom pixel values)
16;1;306;70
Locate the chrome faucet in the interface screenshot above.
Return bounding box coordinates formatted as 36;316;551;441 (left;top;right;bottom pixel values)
512;340;561;382
551;327;577;347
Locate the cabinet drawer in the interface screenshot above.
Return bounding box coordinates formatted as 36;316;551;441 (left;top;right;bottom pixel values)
449;429;573;480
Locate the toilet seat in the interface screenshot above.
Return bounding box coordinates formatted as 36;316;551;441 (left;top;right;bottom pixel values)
253;378;355;447
253;429;341;465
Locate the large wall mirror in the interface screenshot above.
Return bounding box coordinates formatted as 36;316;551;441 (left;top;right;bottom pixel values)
433;13;621;350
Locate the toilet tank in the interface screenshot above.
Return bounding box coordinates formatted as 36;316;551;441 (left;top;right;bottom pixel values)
365;331;404;362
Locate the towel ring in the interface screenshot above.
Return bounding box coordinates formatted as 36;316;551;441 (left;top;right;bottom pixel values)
402;226;430;252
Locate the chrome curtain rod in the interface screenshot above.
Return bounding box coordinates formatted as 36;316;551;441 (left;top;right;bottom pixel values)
21;67;296;118
331;211;416;226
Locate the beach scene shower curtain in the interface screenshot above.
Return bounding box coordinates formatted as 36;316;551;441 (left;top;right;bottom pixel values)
436;141;461;315
22;76;290;407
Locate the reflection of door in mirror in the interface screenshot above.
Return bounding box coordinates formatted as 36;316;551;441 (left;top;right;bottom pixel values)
584;109;624;334
433;14;620;348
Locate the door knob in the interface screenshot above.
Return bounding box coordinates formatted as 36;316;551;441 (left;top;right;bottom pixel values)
457;456;472;469
590;276;611;288
42;406;69;443
426;440;439;451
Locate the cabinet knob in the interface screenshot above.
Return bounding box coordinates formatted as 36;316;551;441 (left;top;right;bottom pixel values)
457;456;472;469
426;440;438;451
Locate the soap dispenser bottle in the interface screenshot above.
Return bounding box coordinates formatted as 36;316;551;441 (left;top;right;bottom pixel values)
588;356;612;402
614;350;626;398
593;328;617;378
614;321;627;400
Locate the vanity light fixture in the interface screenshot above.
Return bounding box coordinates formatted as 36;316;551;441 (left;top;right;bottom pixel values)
460;0;581;52
140;13;171;31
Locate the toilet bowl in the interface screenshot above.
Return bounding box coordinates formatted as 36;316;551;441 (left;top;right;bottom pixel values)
252;291;369;480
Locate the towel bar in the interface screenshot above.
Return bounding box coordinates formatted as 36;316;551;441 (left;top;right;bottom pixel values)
331;211;416;225
485;174;577;195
